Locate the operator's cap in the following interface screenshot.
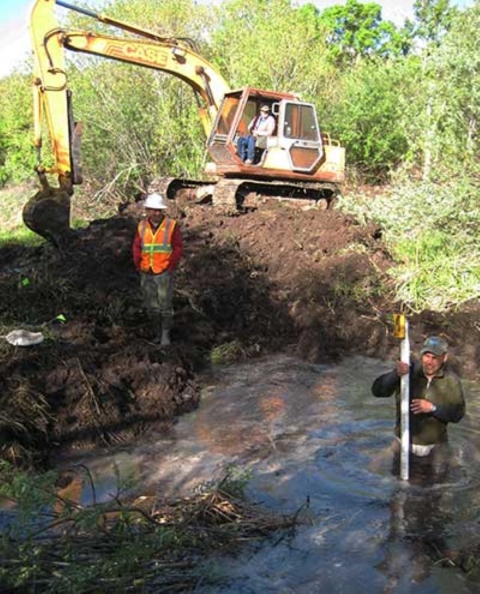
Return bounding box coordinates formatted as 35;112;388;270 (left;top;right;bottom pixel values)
420;336;448;356
144;193;167;210
260;104;270;112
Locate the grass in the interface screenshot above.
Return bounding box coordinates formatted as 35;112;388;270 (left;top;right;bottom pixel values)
0;226;42;245
5;174;479;313
0;184;44;244
390;232;480;311
338;177;480;312
0;183;93;246
0;186;27;230
210;340;247;364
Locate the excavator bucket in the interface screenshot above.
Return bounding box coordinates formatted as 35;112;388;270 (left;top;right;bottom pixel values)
23;114;82;245
22;185;72;246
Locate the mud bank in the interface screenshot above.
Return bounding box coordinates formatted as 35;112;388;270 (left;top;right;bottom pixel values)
1;197;478;467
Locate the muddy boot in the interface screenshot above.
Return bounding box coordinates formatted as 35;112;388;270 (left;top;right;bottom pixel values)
161;316;172;347
161;328;171;347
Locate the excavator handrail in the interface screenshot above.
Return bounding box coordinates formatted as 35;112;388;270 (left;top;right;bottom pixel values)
321;133;341;147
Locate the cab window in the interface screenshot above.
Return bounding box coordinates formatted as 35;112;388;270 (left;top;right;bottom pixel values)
284;104;319;141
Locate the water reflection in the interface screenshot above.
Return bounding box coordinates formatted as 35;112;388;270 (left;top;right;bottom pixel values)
50;355;479;593
378;444;462;592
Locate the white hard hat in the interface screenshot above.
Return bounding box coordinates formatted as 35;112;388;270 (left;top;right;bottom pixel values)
144;193;168;210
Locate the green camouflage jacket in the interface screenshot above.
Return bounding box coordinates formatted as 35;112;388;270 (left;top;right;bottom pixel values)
372;361;465;446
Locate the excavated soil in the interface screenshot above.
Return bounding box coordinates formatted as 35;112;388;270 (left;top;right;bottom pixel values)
1;194;479;468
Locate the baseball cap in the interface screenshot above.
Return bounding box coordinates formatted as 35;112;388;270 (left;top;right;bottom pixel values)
260;104;270;112
420;336;448;356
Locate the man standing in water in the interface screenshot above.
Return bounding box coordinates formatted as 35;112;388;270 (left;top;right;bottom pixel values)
372;336;466;480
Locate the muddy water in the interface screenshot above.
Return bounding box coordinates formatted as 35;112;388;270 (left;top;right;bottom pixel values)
59;355;480;593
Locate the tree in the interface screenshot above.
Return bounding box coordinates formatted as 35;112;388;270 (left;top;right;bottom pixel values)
402;0;469;180
326;59;415;181
0;73;33;186
410;2;480;178
409;0;458;45
315;0;408;65
210;0;335;100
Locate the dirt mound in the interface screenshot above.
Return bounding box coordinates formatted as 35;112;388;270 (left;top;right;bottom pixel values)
1;198;478;467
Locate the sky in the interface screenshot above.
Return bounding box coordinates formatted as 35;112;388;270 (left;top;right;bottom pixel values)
0;0;475;79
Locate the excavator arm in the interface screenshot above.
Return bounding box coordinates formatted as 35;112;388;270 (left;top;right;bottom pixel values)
26;0;231;243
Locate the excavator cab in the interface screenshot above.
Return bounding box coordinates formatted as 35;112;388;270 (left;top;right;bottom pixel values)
205;88;326;177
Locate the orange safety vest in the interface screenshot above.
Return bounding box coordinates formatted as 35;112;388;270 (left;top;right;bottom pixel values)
138;217;176;274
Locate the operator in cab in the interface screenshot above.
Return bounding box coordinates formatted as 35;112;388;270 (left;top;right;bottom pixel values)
237;104;276;165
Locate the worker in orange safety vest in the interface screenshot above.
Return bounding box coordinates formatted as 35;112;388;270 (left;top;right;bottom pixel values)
132;193;183;345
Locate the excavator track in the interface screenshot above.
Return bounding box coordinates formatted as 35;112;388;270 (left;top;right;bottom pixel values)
149;176;214;201
148;177;242;214
149;176;339;214
211;179;243;214
212;178;339;212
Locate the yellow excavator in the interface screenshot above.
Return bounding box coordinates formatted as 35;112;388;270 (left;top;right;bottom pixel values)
27;0;345;244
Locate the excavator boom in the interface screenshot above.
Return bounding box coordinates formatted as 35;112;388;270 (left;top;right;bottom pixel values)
26;0;230;243
26;0;345;244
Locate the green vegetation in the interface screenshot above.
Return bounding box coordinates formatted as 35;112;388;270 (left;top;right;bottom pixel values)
340;177;479;311
316;0;410;64
0;0;478;312
0;225;40;245
211;339;248;364
0;462;298;592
